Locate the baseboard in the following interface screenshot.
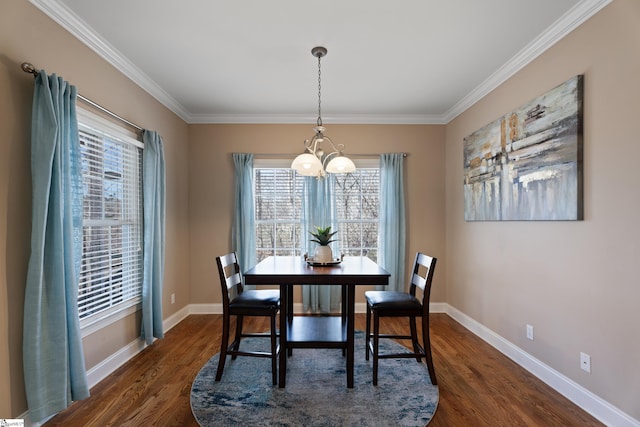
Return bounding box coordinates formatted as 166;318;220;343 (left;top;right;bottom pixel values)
163;305;192;330
429;302;449;313
19;412;44;427
445;304;639;427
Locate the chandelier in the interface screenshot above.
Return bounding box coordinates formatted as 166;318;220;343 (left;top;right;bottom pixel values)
291;47;356;177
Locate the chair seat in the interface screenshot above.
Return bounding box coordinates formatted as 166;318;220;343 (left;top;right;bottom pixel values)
365;290;422;313
230;289;280;311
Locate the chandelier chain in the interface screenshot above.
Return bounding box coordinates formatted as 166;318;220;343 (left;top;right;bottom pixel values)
317;54;322;127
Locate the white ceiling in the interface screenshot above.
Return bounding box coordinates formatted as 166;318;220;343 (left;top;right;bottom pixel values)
31;0;609;124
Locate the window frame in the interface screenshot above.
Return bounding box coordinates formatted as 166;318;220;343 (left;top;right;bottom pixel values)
253;157;380;262
76;108;144;337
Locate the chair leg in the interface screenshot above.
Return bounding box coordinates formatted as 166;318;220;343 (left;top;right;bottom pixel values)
372;313;380;386
409;316;421;362
270;313;278;385
422;314;437;385
231;315;243;360
365;304;371;361
215;312;230;381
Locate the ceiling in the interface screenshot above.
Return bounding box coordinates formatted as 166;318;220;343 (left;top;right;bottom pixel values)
32;0;608;124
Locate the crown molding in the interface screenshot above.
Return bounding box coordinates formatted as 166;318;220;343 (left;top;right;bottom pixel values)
442;0;612;123
29;0;192;122
188;113;447;125
31;0;611;125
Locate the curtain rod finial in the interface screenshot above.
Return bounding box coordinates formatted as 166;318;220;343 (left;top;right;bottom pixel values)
21;62;38;76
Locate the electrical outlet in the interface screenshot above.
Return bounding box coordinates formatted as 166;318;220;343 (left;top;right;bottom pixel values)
580;352;591;373
171;293;175;304
526;324;534;340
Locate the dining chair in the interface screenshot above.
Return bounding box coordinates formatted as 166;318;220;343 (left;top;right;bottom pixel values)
365;252;437;386
215;252;280;385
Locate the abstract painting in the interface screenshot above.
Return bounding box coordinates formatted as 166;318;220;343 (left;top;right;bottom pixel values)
463;75;583;221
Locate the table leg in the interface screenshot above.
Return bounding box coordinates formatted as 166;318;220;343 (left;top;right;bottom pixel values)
279;283;287;388
287;285;294;323
347;284;355;388
341;284;347;325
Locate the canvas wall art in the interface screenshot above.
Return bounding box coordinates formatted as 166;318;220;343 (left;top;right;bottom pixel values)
463;75;583;221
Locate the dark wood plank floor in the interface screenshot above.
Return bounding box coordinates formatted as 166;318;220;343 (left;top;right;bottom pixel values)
45;313;603;426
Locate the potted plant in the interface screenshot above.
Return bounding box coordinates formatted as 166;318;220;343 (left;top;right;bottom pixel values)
309;225;337;263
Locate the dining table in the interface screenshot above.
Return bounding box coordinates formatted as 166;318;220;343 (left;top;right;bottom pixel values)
243;255;390;388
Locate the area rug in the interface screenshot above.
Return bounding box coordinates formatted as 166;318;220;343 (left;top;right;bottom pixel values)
191;331;438;426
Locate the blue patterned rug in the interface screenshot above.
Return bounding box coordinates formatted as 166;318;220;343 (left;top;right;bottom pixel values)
191;331;438;426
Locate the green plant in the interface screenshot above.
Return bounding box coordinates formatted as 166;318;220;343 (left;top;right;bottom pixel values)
309;226;337;246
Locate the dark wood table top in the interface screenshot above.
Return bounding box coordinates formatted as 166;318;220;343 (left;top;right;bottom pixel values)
244;256;390;286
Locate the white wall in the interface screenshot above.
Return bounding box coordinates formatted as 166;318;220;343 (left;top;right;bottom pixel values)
445;0;640;421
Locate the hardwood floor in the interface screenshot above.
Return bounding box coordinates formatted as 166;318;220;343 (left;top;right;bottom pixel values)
45;314;603;426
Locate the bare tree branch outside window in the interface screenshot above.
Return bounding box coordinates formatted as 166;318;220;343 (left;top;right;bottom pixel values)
255;167;379;263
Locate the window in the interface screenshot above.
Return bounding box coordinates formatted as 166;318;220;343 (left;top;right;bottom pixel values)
254;159;379;263
76;110;144;330
255;164;304;262
334;168;380;261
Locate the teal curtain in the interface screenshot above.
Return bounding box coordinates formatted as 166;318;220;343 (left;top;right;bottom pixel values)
23;71;89;422
301;175;341;312
378;153;406;291
141;130;166;345
232;153;257;283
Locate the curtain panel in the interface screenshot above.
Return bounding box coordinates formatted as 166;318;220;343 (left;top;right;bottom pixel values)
301;175;341;312
141;130;166;345
23;71;90;422
232;153;257;285
378;153;406;291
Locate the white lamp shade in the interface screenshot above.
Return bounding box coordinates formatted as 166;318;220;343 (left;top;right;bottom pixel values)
291;153;323;176
325;155;356;174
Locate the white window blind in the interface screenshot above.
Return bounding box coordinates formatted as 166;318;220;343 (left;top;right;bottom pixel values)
255;167;304;262
77;112;144;325
335;168;380;261
253;159;379;263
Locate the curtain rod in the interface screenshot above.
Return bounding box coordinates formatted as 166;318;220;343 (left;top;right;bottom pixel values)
254;153;407;159
21;62;144;133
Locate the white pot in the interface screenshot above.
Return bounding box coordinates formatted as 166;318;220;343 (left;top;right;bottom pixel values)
314;245;333;263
